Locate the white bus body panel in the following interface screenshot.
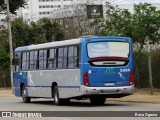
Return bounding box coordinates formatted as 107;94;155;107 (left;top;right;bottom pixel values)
27;69;81;98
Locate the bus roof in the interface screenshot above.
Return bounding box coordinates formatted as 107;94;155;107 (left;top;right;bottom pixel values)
15;38;81;52
15;36;131;52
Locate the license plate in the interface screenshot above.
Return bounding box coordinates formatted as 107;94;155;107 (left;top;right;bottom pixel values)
104;82;115;86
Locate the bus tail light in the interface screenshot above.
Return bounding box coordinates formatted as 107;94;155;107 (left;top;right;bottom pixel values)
129;71;134;86
83;72;90;87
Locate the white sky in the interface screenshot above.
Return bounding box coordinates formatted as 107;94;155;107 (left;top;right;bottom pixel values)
104;0;160;12
105;0;160;4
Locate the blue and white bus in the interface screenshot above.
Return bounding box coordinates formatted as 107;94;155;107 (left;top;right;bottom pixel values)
13;36;134;105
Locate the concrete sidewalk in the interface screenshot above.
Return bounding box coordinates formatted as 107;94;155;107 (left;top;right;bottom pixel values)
0;88;160;104
0;88;14;97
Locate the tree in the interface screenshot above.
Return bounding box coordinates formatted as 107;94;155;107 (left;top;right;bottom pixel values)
29;21;47;44
0;30;10;88
66;3;96;38
11;18;30;49
52;3;95;39
91;2;132;36
92;2;160;52
11;18;65;49
91;2;160;88
0;0;26;14
36;18;64;42
0;17;65;87
132;3;160;52
129;3;160;89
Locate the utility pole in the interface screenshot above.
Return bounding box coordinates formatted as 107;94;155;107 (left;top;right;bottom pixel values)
5;0;14;93
148;54;153;95
147;42;154;95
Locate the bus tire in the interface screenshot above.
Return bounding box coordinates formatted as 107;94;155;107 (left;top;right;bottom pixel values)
53;86;62;105
21;86;31;103
53;86;70;106
90;97;106;105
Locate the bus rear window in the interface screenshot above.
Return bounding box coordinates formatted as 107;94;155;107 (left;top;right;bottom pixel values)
87;41;129;59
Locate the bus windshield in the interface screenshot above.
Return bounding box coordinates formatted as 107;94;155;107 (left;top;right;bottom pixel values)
87;41;129;59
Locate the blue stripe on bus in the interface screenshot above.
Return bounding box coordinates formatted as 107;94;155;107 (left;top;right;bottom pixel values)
27;86;51;88
59;86;80;88
27;86;80;88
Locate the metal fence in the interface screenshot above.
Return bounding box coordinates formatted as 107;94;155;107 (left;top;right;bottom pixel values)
134;49;160;89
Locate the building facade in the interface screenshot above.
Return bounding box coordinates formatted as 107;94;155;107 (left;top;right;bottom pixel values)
1;0;160;26
22;0;103;22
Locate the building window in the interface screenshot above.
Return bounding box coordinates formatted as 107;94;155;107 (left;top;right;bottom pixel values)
39;12;51;15
46;5;50;8
39;5;61;9
64;5;73;8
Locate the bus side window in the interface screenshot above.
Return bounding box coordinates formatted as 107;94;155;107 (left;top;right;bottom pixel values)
22;52;27;70
30;51;34;70
63;47;68;68
13;53;20;72
48;49;56;69
22;52;29;71
68;46;79;68
26;52;29;70
74;46;79;68
30;51;37;70
39;50;47;70
44;50;47;69
34;51;38;69
68;46;74;68
58;48;63;69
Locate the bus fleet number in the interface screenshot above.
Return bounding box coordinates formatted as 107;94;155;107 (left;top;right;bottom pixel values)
120;68;130;72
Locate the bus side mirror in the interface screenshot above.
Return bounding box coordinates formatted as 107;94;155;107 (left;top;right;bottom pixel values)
12;58;19;65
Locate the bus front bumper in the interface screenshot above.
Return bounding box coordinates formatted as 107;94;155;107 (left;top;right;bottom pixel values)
81;85;134;96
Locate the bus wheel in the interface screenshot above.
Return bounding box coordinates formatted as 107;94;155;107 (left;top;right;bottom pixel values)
53;86;70;105
22;86;31;103
90;97;106;105
53;86;62;105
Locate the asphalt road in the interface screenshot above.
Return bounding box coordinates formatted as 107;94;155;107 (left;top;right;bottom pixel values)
0;97;160;120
